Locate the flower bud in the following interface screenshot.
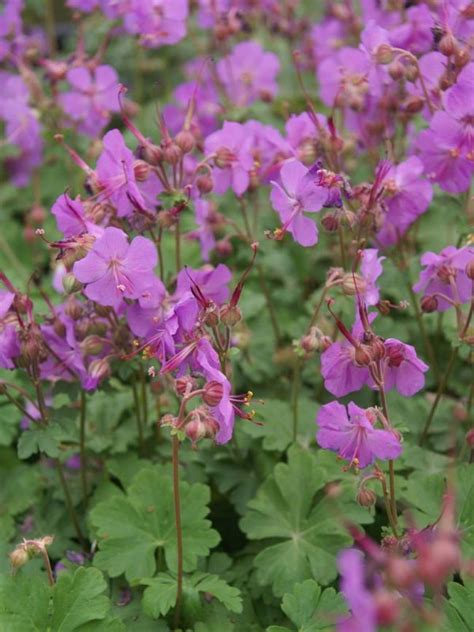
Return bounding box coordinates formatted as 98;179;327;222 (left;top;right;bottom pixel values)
357;487;377;507
386;558;416;589
421;295;438;313
439;33;458;56
375;591;400;626
175;376;197;396
404;64;419;82
301;331;320;353
454;47;470;68
160;413;177;428
80;335;104;356
354;344;372;367
185;416;207;446
202;380;224;407
342;273;367;296
87;358;111;382
53;318;66;338
13;293;32;314
133;160;151;182
215;239;233;257
375;44;394;65
142;143;163;165
29;204;46;225
388;60;405;80
162;141;182;165
418;538;460;585
369;337;386;362
20;325;47;364
321;212;339;232
215;148;234;169
220;304;242;327
196;174;214;194
64;297;83;320
465;428;474;448
204;305;220;328
9;547;29;569
62;273;83;295
175;129;195;154
402;95;425;114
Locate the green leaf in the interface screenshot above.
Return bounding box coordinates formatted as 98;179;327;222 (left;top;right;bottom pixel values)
272;580;346;631
141;571;242;619
0;568;116;631
240;446;372;595
90;466;220;582
17;423;69;459
443;580;474;632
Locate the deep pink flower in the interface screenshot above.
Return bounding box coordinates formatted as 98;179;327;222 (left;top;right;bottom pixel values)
270;159;328;247
316;401;402;468
382;339;429;396
0;323;19;369
337;549;377;632
217;41;280;107
413;245;474;311
360;248;385;306
123;0;188;47
204;121;254;196
51;194;103;238
73;227;158;309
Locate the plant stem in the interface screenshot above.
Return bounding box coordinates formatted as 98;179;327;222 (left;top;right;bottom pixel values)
79;392;88;506
140;365;149;431
56;461;86;548
44;0;57;55
378;384;398;529
257;264;281;345
2;389;37;422
291;360;302;442
132;379;145;454
419;346;458;446
175;221;182;274
172;435;183;629
41;548;55;586
378;472;399;538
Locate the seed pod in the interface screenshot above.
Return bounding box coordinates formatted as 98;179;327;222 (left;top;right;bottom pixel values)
196;174;214;194
175;129;195;154
220;304;242;327
357;487;376;507
421;295;438;313
439;33;458;57
202;380;224;407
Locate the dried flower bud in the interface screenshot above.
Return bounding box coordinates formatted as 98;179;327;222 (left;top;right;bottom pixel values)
9;547;29;569
301;331;320;353
439;33;458;56
20;325;46;364
81;335;104;356
62;273;83;295
202;380;224;407
454;47;470;68
375;44;394;65
64;297;83;320
402;95;425;114
342;274;367;296
175;129;195;154
404;64;419;82
220;304;242;327
196;174;214;194
357;487;376;507
421;295;438;313
185;416;207;446
133;160;151;182
354;344;372;367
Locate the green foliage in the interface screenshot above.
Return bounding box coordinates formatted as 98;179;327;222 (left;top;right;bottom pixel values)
443;580;474;632
90;466;220;582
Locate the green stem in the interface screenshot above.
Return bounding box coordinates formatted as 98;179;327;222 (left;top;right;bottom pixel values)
257;264;281;345
419;346;458;446
140;365;149;431
2;389;37;422
44;0;57;55
79;392;88;506
56;461;86;548
291;360;302;443
378;384;398;530
172;435;183;629
175;221;182;274
132;380;145;454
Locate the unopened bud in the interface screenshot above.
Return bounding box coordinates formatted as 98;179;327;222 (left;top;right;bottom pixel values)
87;358;111;382
215;239;233;257
9;547;29;569
204;305;220;328
404;64;419;82
357;487;377;507
301;331;320;353
175;376;197;396
53;318;66;338
439;33;458;56
142;143;163;166
215;148;234;169
185;416;207;446
321;212;339;232
454;47;470;68
388;60;405;80
175;129;195;154
29;204;46;225
81;335;104;356
62;273;83;295
375;591;400;626
196;174;214;194
160;413;177;428
375;44;394;65
220;304;242;327
202;380;224;407
64;297;83;320
13;293;32;314
133;160;151;182
162;141;182;165
342;273;367;296
421;295;438;313
354;344;372;367
386;558;416;589
402;95;425;114
369;337;386;361
465;258;474;280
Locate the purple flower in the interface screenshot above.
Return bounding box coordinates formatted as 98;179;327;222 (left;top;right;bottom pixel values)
204;121;254;196
96;129;162;217
123;0;188;47
318;47;369;110
51;194;103;238
73;227;158;309
285;112;326;165
0;290;15;318
270;159;328;247
413;245;474;311
388;4;434;54
382;339;429;396
188;199;218;262
0;323;20;369
337;549;377;632
359;21;392;98
360;248;385;306
376;156;433;247
175;264;232;306
217;41;280;106
60;65;120;137
316;401;402;469
67;0;100;10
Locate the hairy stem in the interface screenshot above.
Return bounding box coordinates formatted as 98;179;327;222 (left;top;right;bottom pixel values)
172;435;183;629
79;392;88;506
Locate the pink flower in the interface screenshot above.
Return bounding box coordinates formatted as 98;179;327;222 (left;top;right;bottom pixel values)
413;245;474;311
360;248;385;306
204;121;254;196
51;193;103;238
337;549;377;632
270;159;328;247
316;401;402;468
73;227;158;309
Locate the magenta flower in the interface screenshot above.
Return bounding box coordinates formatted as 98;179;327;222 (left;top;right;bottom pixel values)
60;65;120;137
96;129;162;217
175;264;232;306
0;290;14;318
360;248;385;306
318;47;369;110
73;227;158;309
270;159;328;247
388;4;434;54
285;112;326;165
204;121;254;196
187;199;218;262
316;401;402;469
377;156;433;247
123;0;188;47
382;339;429;396
217;41;280;107
413;245;474;312
0;323;19;369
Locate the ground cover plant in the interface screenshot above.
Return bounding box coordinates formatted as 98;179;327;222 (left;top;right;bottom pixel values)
0;0;473;630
